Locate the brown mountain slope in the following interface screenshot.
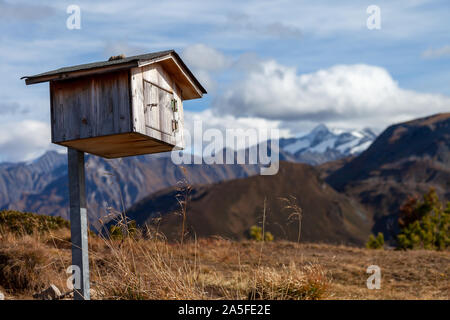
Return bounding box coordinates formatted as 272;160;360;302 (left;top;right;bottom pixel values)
7;154;259;228
126;161;371;245
326;113;450;240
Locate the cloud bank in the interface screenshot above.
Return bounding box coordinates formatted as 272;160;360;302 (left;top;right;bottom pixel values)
182;44;232;92
0;120;60;162
212;58;450;129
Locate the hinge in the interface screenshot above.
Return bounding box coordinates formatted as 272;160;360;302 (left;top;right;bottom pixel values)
172;119;179;131
171;99;178;112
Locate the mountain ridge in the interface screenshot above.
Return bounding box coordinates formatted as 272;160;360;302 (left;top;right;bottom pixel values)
3;153;260;228
125;161;372;245
279;124;376;165
326;112;450;240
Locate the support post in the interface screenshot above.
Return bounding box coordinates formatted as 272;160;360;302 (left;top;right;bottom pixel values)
68;148;90;300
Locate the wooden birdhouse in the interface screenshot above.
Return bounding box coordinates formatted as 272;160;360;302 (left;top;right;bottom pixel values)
22;50;206;158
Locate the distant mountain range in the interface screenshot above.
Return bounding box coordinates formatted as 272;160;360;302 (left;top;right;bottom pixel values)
2;114;448;245
122;113;450;244
0;124;375;227
2;153;260;228
279;124;376;165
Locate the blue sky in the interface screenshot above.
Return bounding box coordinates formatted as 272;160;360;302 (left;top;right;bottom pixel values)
0;0;449;161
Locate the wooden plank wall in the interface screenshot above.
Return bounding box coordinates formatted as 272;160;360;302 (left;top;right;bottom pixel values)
136;63;184;149
130;67;145;134
51;64;184;157
51;70;131;143
172;82;184;150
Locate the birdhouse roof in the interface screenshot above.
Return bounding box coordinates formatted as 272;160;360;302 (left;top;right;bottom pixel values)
22;50;206;100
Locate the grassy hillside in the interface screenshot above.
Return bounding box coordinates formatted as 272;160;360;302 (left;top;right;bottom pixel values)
1;211;448;300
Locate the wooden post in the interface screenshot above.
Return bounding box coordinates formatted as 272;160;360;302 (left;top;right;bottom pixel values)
68;148;90;300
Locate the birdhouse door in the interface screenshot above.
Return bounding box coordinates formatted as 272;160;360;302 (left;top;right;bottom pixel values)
143;81;175;137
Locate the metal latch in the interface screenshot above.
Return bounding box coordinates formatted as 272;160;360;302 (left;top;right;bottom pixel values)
145;103;158;113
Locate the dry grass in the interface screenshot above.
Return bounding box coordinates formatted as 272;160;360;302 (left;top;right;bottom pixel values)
0;228;448;300
91;238;206;299
0;230;70;297
249;264;329;300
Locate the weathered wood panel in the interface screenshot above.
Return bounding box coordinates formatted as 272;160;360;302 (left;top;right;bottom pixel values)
142;64;173;93
130;67;146;134
157;57;203;100
51;64;185;158
143;85;176;146
51;70;131;143
159;87;173;136
138;56;203;100
143;81;161;138
60;133;173;158
141;63;178;147
172;82;184;149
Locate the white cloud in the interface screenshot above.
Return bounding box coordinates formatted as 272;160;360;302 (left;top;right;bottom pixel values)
0;102;30;115
182;44;232;72
0;120;60;162
183;109;291;153
181;44;232;92
48;0;447;40
185;109;288;134
422;45;450;59
213;59;450;129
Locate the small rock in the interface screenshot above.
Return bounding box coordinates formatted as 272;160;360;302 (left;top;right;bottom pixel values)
61;290;74;299
90;288;97;300
33;284;62;300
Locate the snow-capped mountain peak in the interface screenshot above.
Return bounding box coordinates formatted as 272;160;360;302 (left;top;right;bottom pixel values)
279;124;376;165
309;123;329;135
